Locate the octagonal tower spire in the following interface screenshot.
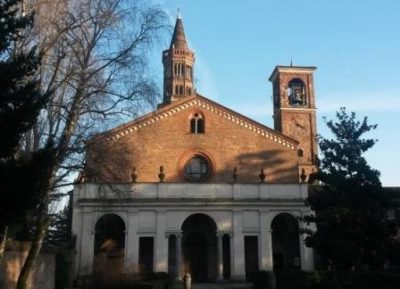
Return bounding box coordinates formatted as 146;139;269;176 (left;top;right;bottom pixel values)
162;14;195;105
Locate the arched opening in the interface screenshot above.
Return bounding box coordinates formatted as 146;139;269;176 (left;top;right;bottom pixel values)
93;214;126;280
297;149;304;157
182;214;217;282
271;213;301;271
287;78;306;106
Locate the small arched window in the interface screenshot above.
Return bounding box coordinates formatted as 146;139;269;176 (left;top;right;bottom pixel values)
297;149;304;157
175;85;179;94
179;86;184;95
186;66;192;79
190;113;204;134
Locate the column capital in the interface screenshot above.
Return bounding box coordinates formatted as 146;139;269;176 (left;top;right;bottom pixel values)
216;231;232;237
165;231;182;238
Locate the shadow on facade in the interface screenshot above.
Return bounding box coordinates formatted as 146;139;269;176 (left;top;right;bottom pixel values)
215;149;298;184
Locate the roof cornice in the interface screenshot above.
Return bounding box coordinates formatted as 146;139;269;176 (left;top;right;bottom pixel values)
268;65;317;82
91;95;298;150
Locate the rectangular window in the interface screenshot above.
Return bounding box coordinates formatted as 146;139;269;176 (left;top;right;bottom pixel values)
244;236;259;281
139;236;154;273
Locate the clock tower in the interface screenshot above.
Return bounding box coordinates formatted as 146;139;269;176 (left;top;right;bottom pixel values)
269;66;318;181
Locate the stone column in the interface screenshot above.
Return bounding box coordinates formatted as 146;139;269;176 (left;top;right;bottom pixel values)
216;232;224;281
229;233;234;280
259;212;273;271
299;221;315;271
126;211;139;273
232;210;245;280
155;211;168;272
176;233;183;280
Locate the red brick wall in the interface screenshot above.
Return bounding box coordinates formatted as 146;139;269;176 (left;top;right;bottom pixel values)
271;70;318;181
86;100;300;183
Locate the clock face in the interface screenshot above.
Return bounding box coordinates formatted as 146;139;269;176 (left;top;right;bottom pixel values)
290;115;309;142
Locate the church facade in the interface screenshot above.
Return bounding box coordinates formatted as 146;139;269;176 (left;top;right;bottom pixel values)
72;16;318;281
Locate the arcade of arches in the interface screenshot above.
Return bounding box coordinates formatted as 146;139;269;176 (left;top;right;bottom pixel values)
90;212;307;281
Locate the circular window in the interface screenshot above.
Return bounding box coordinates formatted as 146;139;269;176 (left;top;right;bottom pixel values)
184;156;210;181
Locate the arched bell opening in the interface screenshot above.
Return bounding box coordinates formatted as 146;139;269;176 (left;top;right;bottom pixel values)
271;213;301;272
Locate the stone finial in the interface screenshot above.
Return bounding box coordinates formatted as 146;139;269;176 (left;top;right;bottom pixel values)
158;165;165;182
259;168;266;183
232;166;238;183
300;168;307;183
131;167;137;183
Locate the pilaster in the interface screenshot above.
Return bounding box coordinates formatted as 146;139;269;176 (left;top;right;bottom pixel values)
155;211;168;272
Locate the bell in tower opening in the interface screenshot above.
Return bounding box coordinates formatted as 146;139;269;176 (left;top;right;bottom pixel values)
286;78;306;106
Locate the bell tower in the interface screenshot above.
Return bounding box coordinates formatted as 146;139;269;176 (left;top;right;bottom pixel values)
269;66;318;181
162;15;195;105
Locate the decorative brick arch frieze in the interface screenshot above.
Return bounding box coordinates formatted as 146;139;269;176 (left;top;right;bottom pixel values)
96;96;297;150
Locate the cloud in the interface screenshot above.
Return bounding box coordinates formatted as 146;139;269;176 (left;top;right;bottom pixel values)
318;89;400;113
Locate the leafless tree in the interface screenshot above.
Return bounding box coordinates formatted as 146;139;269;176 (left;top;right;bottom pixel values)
16;1;168;288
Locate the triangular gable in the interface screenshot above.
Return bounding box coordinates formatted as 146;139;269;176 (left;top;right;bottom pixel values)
92;94;299;150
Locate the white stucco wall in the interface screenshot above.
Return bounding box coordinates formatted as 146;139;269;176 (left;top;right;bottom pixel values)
72;182;314;280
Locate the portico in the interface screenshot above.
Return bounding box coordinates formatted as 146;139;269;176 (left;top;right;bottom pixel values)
72;182;315;281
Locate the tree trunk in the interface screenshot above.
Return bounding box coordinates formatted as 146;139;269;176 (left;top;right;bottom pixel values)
16;210;50;289
0;225;9;261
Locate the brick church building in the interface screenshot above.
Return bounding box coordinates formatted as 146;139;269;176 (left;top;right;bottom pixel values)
72;16;318;281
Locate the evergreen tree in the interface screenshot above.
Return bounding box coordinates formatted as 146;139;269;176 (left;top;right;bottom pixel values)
46;201;72;246
0;0;51;258
303;108;395;270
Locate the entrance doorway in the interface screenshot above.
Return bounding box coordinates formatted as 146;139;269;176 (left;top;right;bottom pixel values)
182;214;217;282
271;213;301;271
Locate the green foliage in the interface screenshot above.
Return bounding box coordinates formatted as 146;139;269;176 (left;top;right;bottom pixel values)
0;0;52;229
46;201;73;246
0;0;46;158
303;108;397;270
0;147;56;227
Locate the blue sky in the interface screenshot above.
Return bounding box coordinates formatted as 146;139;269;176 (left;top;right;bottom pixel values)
149;0;400;186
